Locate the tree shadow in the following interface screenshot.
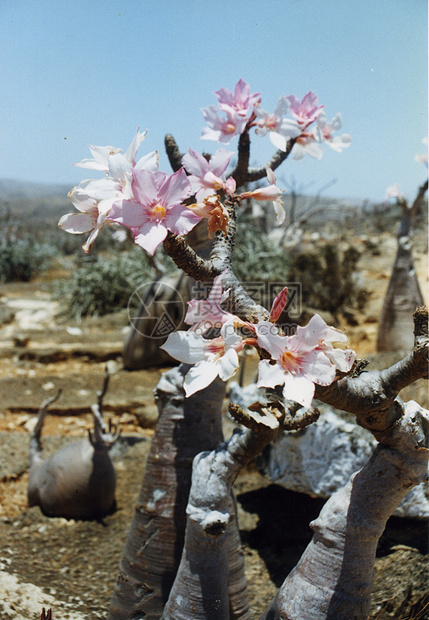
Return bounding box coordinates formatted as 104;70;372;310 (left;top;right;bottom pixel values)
237;484;428;588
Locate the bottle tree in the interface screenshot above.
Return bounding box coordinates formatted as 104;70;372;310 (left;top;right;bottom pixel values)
59;80;428;619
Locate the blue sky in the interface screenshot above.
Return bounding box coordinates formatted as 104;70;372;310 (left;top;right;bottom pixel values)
1;0;427;202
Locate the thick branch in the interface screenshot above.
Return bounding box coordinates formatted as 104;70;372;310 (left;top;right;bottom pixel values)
163;232;216;281
210;204;269;323
164;134;183;172
316;307;428;431
232;128;297;188
163;205;269;323
232;129;251;189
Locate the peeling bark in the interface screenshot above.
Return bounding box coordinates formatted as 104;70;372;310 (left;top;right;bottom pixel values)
260;400;429;620
108;367;226;619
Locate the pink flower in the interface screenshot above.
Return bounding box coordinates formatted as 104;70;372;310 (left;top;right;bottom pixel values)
239;167;285;224
107;168;201;255
60;128;159;252
201;106;248;144
315;112;351;153
160;320;245;396
185;271;251;335
286;92;324;127
214;79;261;118
74;127;158;178
255;95;300;150
59;177;123;252
291;132;323;160
201;79;260;144
182;148;233;201
255;314;354;408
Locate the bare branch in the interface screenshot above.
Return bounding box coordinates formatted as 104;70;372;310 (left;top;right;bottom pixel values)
96;366;110;415
410;178;428;217
30;389;62;465
231;126;297;188
247;137;297;182
228;400;320;432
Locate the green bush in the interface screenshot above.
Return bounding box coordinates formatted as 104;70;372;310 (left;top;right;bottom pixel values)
56;247;164;318
232;219;289;284
287;243;368;319
0;237;54;282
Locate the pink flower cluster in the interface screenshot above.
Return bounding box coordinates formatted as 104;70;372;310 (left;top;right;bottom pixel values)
162;275;356;406
202;80;351;161
59;129;201;255
60;80;351;255
201;79;261;144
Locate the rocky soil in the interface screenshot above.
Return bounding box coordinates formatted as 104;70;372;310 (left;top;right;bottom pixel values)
0;231;428;619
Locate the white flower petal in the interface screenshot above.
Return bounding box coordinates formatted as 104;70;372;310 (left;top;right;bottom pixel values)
184;360;221;396
282;374;315;408
109;153;131;181
257;359;285;390
58;212;95;234
160;330;209;364
125;127;147;162
324;347;356;373
135;150;159;172
218;348;239;381
270;131;289;152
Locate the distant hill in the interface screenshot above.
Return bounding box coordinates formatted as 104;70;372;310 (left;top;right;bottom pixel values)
0;178;375;232
0;179;72;224
0;179;71;200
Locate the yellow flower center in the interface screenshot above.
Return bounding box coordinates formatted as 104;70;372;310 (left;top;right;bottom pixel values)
281;350;301;374
224;122;236;134
151;203;166;222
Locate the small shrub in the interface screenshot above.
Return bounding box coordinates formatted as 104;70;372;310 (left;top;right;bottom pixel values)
56;247;163;318
0;237;54;282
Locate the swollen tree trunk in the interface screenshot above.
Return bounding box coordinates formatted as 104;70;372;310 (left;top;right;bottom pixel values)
162;426;276;620
108;366;226;619
108;365;249;619
161;406;319;620
260;399;429;620
377;182;427;352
